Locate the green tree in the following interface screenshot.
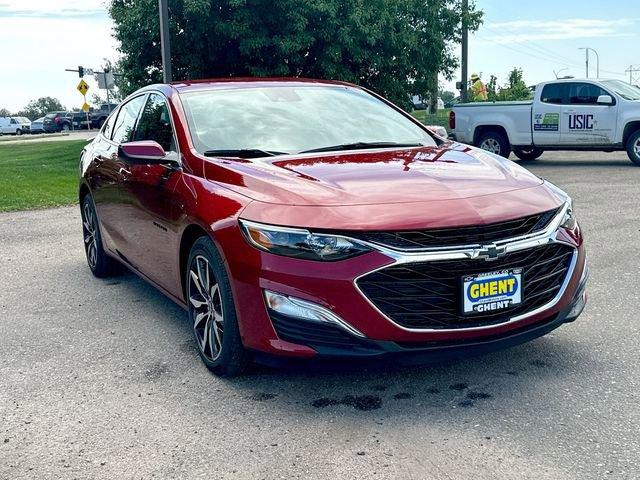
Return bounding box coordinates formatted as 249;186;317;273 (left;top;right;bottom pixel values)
16;97;65;120
439;90;456;105
0;108;11;117
110;0;482;108
495;68;532;101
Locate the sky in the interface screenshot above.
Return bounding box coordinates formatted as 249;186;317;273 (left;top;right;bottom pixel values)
1;0;639;112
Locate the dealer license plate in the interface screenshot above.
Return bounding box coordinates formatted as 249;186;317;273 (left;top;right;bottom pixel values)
462;268;522;315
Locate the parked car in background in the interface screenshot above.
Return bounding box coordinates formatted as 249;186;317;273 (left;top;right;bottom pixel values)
30;117;45;134
70;111;92;130
43;112;72;133
78;79;587;376
412;95;445;110
451;77;640;165
69;104;119;130
91;103;118;129
0;116;31;135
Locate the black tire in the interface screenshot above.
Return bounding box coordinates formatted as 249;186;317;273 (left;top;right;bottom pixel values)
186;236;250;376
625;130;640;166
513;147;544;161
62;123;70;132
477;130;511;158
97;118;106;129
15;129;22;136
81;195;119;278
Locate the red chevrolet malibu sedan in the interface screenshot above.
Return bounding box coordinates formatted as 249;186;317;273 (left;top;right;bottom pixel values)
79;78;588;376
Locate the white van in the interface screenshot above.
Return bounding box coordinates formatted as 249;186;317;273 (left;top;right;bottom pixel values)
0;116;31;135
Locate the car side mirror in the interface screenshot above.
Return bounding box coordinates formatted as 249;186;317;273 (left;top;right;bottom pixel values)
118;141;168;164
596;94;614;105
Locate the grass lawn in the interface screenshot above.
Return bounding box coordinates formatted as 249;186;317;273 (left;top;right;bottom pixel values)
410;108;451;131
0;140;86;212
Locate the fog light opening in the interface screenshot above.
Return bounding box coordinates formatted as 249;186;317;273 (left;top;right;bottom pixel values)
264;290;364;338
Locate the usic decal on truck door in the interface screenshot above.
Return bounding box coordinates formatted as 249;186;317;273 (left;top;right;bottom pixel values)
568;114;594;130
534;113;560;131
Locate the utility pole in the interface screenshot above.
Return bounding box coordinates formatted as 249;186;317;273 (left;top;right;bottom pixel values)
460;0;468;103
158;0;172;83
579;47;599;78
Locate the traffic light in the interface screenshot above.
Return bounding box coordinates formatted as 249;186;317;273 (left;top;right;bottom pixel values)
78;66;84;78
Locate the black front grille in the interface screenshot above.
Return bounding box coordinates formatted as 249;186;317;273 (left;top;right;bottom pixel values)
357;243;575;330
344;208;559;250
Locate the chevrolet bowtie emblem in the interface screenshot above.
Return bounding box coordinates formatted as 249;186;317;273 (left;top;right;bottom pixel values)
476;243;507;261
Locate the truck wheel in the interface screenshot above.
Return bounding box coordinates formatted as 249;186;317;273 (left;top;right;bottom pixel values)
626;130;640;166
62;124;70;132
477;131;511;158
15;129;22;136
513;147;543;161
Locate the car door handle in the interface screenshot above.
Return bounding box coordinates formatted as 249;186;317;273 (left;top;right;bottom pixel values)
563;109;576;114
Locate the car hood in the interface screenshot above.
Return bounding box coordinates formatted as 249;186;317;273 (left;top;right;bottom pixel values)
205;143;544;207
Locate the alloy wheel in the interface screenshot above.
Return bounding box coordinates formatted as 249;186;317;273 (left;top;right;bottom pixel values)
188;255;224;361
635;138;640;157
82;202;98;269
480;138;501;155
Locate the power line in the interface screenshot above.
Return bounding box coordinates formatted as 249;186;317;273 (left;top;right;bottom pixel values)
475;34;627;78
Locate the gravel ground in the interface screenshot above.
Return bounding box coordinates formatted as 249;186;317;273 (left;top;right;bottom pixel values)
0;151;639;479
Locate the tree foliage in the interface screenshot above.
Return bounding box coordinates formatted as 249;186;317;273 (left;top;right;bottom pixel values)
492;68;532;101
110;0;482;108
0;108;11;117
15;97;66;120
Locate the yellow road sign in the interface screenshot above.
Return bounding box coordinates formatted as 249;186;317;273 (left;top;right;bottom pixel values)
82;102;90;113
77;79;89;95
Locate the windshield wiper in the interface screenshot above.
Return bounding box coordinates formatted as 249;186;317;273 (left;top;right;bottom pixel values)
203;149;287;158
299;141;424;154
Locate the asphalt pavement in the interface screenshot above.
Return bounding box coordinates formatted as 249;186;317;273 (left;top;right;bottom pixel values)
1;151;639;479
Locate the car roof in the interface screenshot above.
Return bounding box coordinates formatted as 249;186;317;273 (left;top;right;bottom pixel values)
167;77;360;93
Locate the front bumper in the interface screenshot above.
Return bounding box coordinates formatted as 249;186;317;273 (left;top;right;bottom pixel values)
222;214;587;361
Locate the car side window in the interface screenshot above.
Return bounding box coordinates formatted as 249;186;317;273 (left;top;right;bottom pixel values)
134;93;177;152
10;118;16;124
540;83;565;104
568;83;609;105
101;111;118;139
111;95;146;144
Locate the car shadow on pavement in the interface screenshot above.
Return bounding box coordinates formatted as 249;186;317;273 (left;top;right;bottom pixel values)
221;337;584;417
109;268;591;421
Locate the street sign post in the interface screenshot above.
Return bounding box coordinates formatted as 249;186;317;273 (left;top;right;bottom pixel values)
77;80;91;130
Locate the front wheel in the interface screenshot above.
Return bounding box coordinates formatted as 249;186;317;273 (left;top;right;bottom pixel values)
186;236;250;376
513;147;544;161
626;130;640;166
62;124;70;132
15;129;22;136
477;131;511;159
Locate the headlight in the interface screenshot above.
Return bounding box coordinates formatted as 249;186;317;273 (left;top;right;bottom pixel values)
561;198;577;230
543;180;576;230
239;220;371;261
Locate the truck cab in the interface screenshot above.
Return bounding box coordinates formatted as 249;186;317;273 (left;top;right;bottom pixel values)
451;78;640;166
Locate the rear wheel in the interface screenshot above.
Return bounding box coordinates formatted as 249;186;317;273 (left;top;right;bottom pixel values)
513;146;544;161
81;195;119;277
62;124;70;132
477;131;511;158
625;130;640;166
186;236;249;377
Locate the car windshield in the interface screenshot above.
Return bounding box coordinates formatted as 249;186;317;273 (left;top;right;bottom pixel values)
180;84;436;156
17;117;30;123
601;80;640;101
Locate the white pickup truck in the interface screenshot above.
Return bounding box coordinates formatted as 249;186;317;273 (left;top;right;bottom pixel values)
450;78;640;166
